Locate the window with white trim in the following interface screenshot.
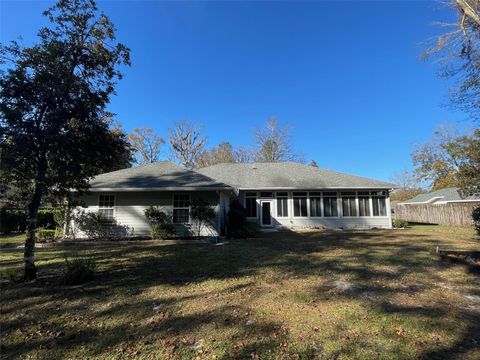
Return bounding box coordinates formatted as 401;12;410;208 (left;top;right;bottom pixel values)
245;192;257;218
341;192;357;217
98;195;115;222
276;192;288;217
309;192;322;217
323;192;338;217
372;191;387;216
358;191;371;216
173;193;190;223
293;192;308;217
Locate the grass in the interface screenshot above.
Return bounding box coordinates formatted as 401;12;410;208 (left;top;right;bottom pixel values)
1;225;479;359
0;233;27;247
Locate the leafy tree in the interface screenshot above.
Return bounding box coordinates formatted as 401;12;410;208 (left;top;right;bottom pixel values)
424;0;480;121
169;120;207;169
197;142;236;168
0;0;131;280
412;126;480;195
252;117;303;162
190;198;216;237
129;127;165;164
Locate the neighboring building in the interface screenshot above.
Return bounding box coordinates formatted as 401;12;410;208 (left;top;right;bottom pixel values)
395;188;480;226
71;161;396;237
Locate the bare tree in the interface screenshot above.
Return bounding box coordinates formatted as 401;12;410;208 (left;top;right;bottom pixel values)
389;170;426;202
234;146;254;163
197;142;236;168
169;120;207;168
252;117;303;162
129;127;165;164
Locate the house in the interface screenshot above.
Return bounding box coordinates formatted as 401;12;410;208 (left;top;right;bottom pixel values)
71;161;396;237
395;187;480;226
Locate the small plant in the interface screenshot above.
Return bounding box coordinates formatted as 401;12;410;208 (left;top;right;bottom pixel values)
37;228;57;243
393;219;409;228
151;223;176;239
190;199;216;236
64;254;96;285
472;206;480;236
144;207;171;225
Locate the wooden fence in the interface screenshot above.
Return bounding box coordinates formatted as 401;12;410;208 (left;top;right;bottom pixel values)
394;202;480;227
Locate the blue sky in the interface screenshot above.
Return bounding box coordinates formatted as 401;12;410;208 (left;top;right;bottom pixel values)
0;1;474;181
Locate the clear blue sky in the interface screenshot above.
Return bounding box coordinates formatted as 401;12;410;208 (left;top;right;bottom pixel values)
0;1;474;181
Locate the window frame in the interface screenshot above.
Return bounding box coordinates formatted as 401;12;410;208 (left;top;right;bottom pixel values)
245;192;258;219
372;191;387;217
309;192;322;217
173;193;190;224
276;192;289;218
341;191;357;217
358;191;371;217
292;192;308;217
98;194;115;223
322;191;338;217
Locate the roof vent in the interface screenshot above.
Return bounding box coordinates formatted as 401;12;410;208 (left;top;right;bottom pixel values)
252;166;257;170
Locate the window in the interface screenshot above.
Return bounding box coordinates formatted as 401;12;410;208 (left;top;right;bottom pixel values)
358;191;370;217
341;192;357;217
293;192;308;217
173;194;190;223
372;191;387;216
98;195;115;222
323;192;338;217
309;192;321;217
260;191;273;198
276;192;288;217
245;192;257;218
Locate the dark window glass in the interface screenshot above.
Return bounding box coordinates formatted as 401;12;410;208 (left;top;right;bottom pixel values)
99;195;115;222
372;196;386;216
293;192;307;197
310;197;321;217
245;192;257;197
342;196;357;217
323;196;338;217
358;196;370;216
276;192;288;197
260;192;273;198
277;197;288;217
245;197;257;217
293;197;307;217
173;194;190;223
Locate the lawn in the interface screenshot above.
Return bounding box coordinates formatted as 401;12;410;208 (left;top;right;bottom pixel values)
1;226;479;359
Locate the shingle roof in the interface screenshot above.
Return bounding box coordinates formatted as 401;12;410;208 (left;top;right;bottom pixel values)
88;161;230;191
197;162;396;190
400;187;480;204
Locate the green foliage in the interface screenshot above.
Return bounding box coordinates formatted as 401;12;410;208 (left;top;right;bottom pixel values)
393;219;409;229
226;198;258;238
63;254;96;285
74;211;132;240
0;209;26;234
37;228;59;243
472;206;480;236
144;207;171;225
151;223;176;239
190;198;216;236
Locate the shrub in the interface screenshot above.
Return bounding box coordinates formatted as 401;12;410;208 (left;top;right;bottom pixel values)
472;206;480;235
151;223;176;239
190;199;216;236
37;228;58;243
393;219;409;228
227;198;258;238
64;255;96;285
37;209;57;229
0;209;27;234
144;207;171;225
73;211;133;239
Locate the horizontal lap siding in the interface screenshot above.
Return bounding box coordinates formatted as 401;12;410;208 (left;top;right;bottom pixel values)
272;217;391;229
73;191;221;237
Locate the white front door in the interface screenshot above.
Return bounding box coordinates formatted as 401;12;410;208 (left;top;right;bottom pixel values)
260;200;273;227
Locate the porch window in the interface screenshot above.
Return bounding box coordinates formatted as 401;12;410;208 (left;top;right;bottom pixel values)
323;192;338;217
173;194;190;223
309;192;321;217
372;191;387;216
293;192;307;217
358;191;371;216
245;192;257;218
98;195;115;223
341;192;357;217
276;192;288;217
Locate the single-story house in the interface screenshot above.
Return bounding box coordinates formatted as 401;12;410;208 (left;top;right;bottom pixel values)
395;187;480;227
71;161;396;237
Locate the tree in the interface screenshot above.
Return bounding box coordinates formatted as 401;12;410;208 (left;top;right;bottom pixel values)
252;117;303;162
424;0;480;120
168;120;207;169
234;146;253;163
190;198;216;237
389;170;426;202
197;142;235;168
412;126;479;195
129;127;165;164
0;0;131;280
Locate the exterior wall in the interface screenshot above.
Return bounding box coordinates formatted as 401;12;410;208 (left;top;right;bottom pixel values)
239;189;392;229
71;190;226;238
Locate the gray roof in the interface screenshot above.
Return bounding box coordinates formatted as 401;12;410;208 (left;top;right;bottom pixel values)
197;162;396;190
89;161;230;191
401;187;480;204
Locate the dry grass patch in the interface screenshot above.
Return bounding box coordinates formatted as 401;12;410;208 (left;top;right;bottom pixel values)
1;225;479;359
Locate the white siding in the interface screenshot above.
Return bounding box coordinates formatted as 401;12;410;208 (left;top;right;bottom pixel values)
72;191;225;238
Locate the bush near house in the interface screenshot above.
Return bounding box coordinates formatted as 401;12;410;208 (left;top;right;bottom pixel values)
151;223;176;239
190;199;216;237
144;206;175;239
472;206;480;235
393;219;409;228
227;198;259;238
